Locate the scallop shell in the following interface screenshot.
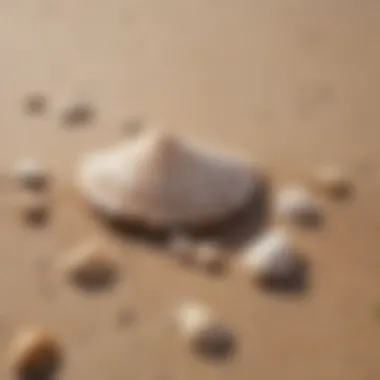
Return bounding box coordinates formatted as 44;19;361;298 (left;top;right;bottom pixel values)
8;327;63;378
76;130;258;228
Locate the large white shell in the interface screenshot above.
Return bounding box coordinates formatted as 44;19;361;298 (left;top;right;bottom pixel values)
76;130;258;228
242;230;298;281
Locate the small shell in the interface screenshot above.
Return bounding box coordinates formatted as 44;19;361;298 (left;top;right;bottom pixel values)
168;233;196;266
174;302;234;358
19;193;49;225
242;230;299;283
195;242;224;273
8;327;63;378
61;239;119;290
275;185;321;225
12;159;49;191
314;166;351;199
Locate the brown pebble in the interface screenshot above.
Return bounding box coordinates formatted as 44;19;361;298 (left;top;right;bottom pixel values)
61;239;119;291
195;243;224;274
8;327;63;379
117;308;136;327
23;94;48;116
314;166;352;199
61;101;95;126
20;193;49;225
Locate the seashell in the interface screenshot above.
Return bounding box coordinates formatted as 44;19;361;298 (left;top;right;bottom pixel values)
195;242;224;274
8;327;63;379
76;130;259;229
174;302;235;358
313;166;351;199
60;239;119;290
12;159;49;191
242;229;299;284
275;185;321;225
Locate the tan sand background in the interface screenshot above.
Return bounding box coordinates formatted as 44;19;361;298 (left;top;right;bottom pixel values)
0;0;379;379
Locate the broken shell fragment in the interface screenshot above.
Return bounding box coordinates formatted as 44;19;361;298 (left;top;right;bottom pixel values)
61;239;119;290
174;302;235;359
76;130;259;229
12;159;49;191
242;230;301;286
8;327;63;379
314;166;352;199
275;185;321;225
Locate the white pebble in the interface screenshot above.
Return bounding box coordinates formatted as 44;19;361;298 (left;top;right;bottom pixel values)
275;185;320;224
242;229;299;283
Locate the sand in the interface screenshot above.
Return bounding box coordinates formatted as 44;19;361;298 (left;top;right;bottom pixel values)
0;0;379;379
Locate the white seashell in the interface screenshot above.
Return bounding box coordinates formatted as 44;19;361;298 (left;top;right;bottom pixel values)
76;130;259;228
174;302;234;358
12;159;49;190
242;230;299;282
60;239;119;290
275;185;320;224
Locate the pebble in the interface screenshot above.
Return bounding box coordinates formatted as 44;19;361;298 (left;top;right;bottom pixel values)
12;159;49;191
314;166;352;199
20;193;49;225
61;239;119;290
61;101;95;126
123;118;144;136
275;185;321;225
174;302;235;359
168;233;196;266
195;242;224;274
8;327;63;379
242;229;300;285
23;93;48;116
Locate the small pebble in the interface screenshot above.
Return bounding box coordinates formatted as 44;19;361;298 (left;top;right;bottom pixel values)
174;302;235;359
123;118;144;136
8;327;63;380
195;242;224;274
12;159;49;191
242;229;300;285
23;94;48;116
61;239;119;290
275;185;321;225
168;233;196;266
20;193;49;225
116;308;136;327
314;166;352;199
61;101;95;126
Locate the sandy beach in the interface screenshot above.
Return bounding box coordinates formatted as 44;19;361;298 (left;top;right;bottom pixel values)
0;0;379;379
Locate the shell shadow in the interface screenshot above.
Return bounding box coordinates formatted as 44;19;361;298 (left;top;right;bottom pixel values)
255;255;311;296
94;175;271;251
16;360;60;380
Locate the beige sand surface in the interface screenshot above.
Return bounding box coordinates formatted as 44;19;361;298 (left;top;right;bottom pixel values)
0;0;379;379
